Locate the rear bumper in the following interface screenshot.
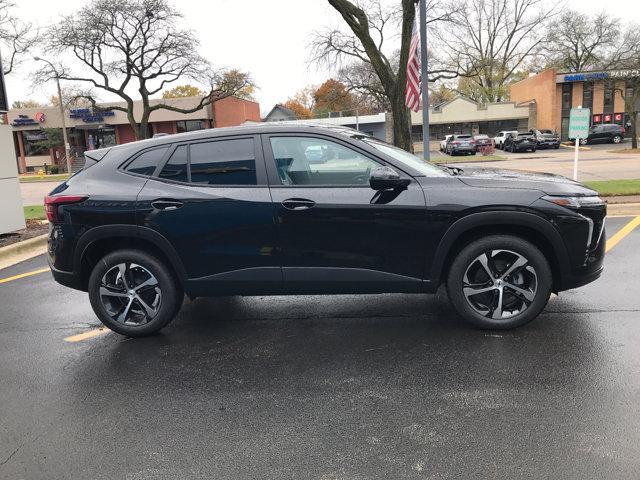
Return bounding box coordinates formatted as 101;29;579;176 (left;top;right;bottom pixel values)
48;257;86;291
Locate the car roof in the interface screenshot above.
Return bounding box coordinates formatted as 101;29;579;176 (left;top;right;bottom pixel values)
85;123;375;162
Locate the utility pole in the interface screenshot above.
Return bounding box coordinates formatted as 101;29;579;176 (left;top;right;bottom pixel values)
34;57;72;174
419;0;430;161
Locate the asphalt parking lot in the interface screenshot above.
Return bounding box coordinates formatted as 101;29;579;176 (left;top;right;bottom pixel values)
1;216;639;479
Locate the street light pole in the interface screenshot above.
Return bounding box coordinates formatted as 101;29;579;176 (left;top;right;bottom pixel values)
419;0;430;161
34;57;72;174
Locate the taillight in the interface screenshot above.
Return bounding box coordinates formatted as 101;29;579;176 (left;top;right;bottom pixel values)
44;195;88;222
621;127;626;135
470;140;476;145
452;141;460;145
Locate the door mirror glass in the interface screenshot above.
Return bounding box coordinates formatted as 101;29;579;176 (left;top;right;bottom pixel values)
369;166;410;191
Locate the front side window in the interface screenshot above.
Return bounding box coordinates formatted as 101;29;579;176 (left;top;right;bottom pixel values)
125;146;169;176
190;138;256;185
270;136;381;186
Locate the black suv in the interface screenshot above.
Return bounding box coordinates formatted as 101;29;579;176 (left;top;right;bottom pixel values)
46;125;606;336
503;132;537;153
573;124;625;145
529;129;560;149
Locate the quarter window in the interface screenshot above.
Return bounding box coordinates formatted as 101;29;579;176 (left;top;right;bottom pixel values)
159;145;188;183
125;147;169;176
189;138;256;185
269;136;380;186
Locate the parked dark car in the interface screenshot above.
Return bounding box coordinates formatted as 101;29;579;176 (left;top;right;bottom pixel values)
46;124;606;336
445;134;476;156
529;129;560;149
572;124;625;145
473;134;492;151
503;132;537;153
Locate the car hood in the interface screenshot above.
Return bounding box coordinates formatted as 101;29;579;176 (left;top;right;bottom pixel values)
455;167;597;196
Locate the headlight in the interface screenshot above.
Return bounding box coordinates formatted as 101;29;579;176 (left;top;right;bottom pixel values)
541;195;604;209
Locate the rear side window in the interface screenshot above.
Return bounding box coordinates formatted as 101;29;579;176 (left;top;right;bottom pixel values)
189;138;256;185
159;145;188;183
125;147;169;176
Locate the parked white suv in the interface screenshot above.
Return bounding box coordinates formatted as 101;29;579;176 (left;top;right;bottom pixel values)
440;135;453;152
494;130;518;150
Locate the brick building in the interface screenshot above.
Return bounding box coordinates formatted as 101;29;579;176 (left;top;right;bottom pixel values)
8;95;260;173
510;68;638;140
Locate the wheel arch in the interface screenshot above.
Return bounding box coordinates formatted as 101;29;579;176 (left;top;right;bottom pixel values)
74;225;187;291
428;211;571;291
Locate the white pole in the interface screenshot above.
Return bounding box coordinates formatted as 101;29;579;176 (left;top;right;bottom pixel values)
573;137;579;181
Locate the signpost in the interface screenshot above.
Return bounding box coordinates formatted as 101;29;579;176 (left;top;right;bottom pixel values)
568;107;590;181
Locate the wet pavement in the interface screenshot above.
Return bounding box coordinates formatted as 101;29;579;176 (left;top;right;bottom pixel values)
0;216;639;479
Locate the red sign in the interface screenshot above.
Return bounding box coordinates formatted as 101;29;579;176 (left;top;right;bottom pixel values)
615;113;623;121
593;114;602;124
604;114;612;123
35;112;46;123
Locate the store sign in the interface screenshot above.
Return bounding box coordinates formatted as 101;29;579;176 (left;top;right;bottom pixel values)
593;114;602;124
564;72;609;82
615;113;623;122
603;113;612;123
11;114;40;127
35;112;46;123
569;108;591;139
69;108;115;123
563;69;640;83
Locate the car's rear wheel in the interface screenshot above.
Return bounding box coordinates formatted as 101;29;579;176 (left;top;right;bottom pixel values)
579;138;588;145
88;249;182;337
612;135;622;144
446;235;552;330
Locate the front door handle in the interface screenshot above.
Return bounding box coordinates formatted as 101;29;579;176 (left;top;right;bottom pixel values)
281;198;316;211
151;199;184;211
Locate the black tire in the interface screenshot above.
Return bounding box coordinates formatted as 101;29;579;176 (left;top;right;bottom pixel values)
612;135;622;144
446;235;552;330
88;249;182;337
554;145;560;149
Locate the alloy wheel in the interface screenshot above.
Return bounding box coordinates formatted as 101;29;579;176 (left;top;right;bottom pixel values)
99;262;162;326
462;249;537;320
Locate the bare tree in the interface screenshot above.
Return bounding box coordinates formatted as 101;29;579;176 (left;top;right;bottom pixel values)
312;0;461;150
39;0;253;140
0;0;35;76
435;0;557;103
544;10;620;72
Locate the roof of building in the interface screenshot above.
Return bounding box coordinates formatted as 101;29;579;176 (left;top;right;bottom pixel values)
263;104;297;121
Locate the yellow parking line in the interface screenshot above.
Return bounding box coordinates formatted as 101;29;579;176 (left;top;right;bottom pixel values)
606;215;640;253
560;143;591;150
0;267;50;284
64;327;109;343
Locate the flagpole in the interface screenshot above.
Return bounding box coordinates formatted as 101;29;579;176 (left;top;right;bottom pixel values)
419;0;430;161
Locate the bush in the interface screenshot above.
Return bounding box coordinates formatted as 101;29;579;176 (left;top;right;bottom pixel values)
49;166;59;174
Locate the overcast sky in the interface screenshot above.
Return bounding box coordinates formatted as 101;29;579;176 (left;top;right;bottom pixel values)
5;0;640;115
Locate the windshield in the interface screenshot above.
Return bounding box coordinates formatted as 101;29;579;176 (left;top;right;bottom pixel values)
363;139;448;177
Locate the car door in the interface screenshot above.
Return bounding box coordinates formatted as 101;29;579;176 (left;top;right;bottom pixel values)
262;133;427;294
136;134;281;296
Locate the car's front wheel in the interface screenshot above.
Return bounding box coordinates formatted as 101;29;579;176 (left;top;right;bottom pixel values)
88;249;182;337
446;235;552;330
612;135;622;144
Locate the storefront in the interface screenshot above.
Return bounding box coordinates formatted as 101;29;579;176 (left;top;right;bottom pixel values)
511;68;639;140
8;95;260;173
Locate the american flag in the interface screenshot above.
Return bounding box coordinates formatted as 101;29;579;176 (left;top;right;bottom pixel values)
405;19;421;112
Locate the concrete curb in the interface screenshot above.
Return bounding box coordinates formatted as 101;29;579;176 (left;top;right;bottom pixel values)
0;234;48;271
606;203;640;217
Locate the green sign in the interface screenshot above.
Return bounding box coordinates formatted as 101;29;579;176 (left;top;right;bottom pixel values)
569;108;591;139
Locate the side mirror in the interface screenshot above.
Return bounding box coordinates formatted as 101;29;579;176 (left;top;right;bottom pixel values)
369;166;410;191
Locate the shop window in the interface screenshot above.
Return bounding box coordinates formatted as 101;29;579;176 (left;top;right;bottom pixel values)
582;82;593;111
23;131;49;156
561;83;572;112
189;138;256;185
176;120;205;133
87;127;116;149
603;83;614;114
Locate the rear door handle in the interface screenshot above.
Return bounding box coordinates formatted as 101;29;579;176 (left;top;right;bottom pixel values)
281;198;316;211
151;199;184;211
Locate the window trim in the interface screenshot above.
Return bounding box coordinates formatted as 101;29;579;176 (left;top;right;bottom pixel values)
152;134;267;187
261;132;396;188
